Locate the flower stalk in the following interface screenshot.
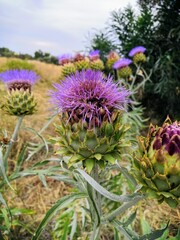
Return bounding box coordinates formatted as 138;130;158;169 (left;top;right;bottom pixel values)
3;116;24;170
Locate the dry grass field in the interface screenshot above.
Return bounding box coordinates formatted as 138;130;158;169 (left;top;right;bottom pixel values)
0;57;179;238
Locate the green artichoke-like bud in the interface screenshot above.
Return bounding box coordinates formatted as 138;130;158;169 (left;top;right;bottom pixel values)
3;89;37;116
133;53;146;64
90;59;104;71
61;63;77;78
113;58;132;79
117;66;132;78
134;117;180;208
55;110;127;172
73;53;90;71
50;70;130;172
128;46;146;64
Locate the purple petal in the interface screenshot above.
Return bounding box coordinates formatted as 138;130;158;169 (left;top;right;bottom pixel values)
113;58;132;69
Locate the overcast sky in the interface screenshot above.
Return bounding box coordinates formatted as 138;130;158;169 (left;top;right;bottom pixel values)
0;0;137;56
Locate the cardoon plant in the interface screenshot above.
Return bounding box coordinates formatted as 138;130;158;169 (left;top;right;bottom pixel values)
113;58;132;78
129;46;146;64
0;69;38;116
58;54;76;78
50;69;130;172
0;69;39;168
134;117;180;208
73;53;90;71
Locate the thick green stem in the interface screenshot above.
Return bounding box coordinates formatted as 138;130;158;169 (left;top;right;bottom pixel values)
89;163;102;239
3;116;24;170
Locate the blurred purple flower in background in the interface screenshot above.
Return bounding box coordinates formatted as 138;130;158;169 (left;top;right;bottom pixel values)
113;58;132;69
89;50;100;60
128;46;146;57
58;53;72;65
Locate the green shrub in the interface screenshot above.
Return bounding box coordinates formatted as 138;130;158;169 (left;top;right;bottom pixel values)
0;59;35;72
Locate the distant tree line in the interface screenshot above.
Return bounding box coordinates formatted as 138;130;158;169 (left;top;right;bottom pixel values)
0;47;58;65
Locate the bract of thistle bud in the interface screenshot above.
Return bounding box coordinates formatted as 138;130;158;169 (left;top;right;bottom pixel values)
0;69;39;92
134;117;180;208
50;69;130;172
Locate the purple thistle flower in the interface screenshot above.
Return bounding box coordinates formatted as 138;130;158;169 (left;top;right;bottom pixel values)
0;69;39;92
128;46;146;57
113;58;132;69
89;50;100;60
50;69;130;126
58;54;72;65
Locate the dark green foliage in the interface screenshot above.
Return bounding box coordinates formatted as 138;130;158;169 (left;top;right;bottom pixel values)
34;50;59;65
89;32;116;61
0;48;16;58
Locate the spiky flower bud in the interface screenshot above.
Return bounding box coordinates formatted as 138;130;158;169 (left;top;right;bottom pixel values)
129;46;146;64
0;70;38;116
88;50;104;71
73;53;90;71
50;70;130;172
106;51;120;69
134;117;180;208
113;58;132;78
3;89;37;116
61;63;77;78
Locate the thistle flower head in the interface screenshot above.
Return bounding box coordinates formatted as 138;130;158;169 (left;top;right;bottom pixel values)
0;69;39;92
89;50;100;61
152;120;180;156
134;117;180;208
50;69;130;127
128;46;146;57
107;51;120;60
73;53;86;62
113;58;132;69
58;54;72;65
